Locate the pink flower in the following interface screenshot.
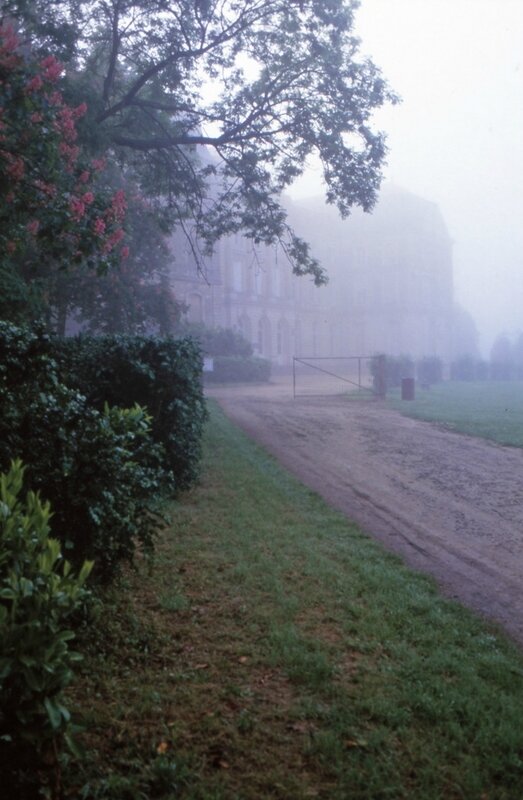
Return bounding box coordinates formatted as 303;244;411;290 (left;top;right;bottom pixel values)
108;189;127;222
69;196;86;221
91;158;106;171
40;55;63;82
6;157;24;180
79;170;90;183
25;74;43;93
121;245;130;259
102;227;124;253
33;180;57;198
48;90;63;106
26;219;40;236
59;141;80;169
30;112;43;123
74;102;87;119
83;191;94;205
56;107;77;141
93;217;106;236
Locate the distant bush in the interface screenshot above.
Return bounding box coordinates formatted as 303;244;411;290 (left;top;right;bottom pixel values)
204;355;271;383
450;356;490;381
0;460;93;796
416;356;443;386
174;323;271;383
177;322;253;357
475;360;490;381
490;361;513;381
370;354;414;392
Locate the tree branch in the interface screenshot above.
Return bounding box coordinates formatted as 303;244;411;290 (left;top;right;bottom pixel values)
102;0;121;103
95;0;294;123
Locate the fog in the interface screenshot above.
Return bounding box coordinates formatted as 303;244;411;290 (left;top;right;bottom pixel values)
288;0;523;356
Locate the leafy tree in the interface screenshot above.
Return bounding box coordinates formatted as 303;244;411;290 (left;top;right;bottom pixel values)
451;303;480;360
54;193;182;334
513;333;523;379
490;334;513;381
3;0;397;285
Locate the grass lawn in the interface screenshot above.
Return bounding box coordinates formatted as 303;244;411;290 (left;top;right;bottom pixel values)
388;381;523;446
70;400;523;799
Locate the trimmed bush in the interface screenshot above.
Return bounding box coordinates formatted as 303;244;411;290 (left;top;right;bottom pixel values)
0;324;176;578
20;388;164;579
0;460;93;796
416;356;443;386
204;355;271;383
51;334;207;490
0;322;55;469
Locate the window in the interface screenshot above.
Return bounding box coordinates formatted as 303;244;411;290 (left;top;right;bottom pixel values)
257;317;271;356
232;260;242;292
239;314;252;343
186;293;203;323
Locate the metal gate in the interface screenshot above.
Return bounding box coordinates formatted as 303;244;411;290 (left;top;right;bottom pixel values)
292;356;382;399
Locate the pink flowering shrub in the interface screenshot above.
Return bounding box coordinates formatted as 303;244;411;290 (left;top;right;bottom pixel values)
0;24;128;307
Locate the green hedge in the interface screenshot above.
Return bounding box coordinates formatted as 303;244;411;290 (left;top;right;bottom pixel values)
51;334;207;491
204;355;271;383
0;324;206;579
0;460;92;794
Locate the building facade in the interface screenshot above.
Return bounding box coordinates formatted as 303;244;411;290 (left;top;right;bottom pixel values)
169;185;455;364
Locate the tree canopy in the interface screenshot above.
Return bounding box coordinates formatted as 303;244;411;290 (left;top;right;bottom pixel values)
3;0;396;285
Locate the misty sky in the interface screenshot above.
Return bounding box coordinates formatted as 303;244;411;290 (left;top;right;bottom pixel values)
289;0;523;355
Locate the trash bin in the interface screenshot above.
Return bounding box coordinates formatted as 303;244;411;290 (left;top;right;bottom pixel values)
401;377;415;401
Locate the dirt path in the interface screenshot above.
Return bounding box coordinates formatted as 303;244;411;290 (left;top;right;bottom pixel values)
208;378;523;647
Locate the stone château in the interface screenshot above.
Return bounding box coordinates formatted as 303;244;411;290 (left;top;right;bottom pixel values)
169;185;455;365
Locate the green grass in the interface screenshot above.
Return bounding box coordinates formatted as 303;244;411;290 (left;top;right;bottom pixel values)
70;400;523;799
388;380;523;446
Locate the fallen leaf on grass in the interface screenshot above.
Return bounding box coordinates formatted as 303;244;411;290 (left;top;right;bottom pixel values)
209;748;231;769
156;741;169;754
238;656;249;664
345;738;368;749
288;721;316;734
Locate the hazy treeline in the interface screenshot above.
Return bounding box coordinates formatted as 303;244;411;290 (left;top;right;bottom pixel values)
375;347;523;388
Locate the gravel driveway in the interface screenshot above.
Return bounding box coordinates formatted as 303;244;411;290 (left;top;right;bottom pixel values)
208;378;523;647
